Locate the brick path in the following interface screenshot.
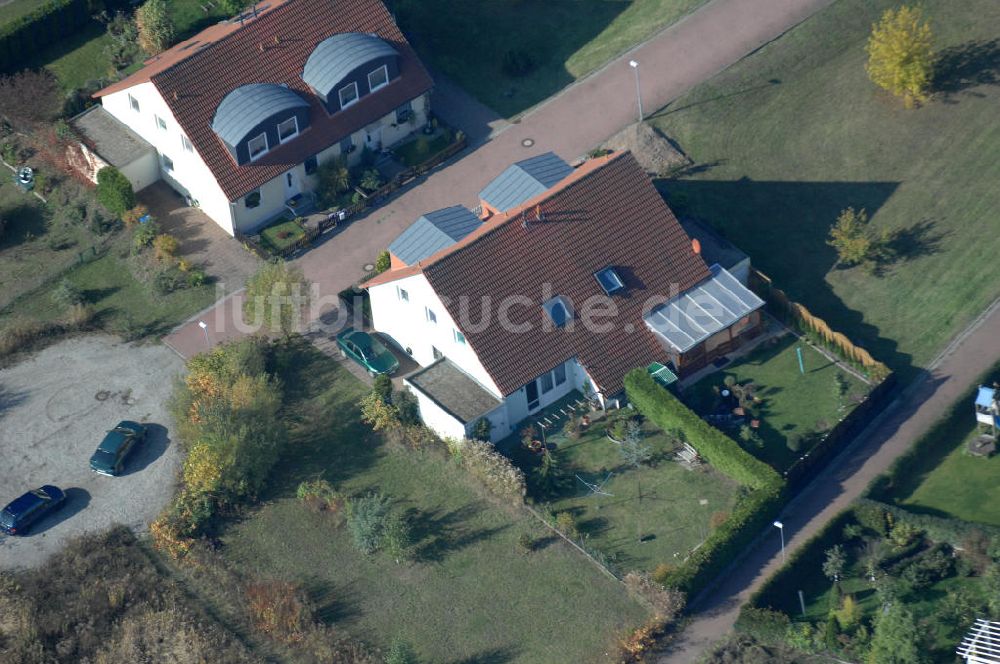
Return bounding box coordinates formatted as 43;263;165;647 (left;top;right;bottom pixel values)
656;295;1000;662
163;0;836;359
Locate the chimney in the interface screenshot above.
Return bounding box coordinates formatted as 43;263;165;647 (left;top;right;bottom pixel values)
258;43;265;52
172;90;178;101
273;35;280;45
534;204;544;223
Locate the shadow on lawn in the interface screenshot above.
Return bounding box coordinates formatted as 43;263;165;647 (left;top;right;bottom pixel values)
655;177;920;381
406;502;510;562
448;646;520;664
934;38;1000;101
0;202;48;249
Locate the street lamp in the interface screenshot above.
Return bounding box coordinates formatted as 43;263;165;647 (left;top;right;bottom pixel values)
773;520;785;562
629;60;643;123
198;320;210;348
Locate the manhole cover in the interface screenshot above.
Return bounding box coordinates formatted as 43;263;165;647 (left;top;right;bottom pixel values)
363;263;375;271
521;138;535;148
95;390;111;401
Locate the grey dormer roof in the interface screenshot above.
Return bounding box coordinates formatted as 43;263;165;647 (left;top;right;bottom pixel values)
211;83;309;147
478;152;573;212
389;206;483;265
302;32;398;99
644;264;765;353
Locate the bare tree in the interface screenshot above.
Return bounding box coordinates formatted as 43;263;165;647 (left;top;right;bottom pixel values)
0;70;62;130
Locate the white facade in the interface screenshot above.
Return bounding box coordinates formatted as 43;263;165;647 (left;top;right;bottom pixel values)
370;272;599;442
102;83;429;236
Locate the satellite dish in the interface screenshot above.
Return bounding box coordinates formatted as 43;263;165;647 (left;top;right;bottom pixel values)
692;238;701;254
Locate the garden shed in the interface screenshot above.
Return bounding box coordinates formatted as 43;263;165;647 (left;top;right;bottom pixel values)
69;106;159;192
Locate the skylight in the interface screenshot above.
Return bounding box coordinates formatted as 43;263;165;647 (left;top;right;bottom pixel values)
595;267;625;295
543;297;572;328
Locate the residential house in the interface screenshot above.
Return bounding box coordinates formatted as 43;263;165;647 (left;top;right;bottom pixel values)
363;151;765;443
81;0;433;236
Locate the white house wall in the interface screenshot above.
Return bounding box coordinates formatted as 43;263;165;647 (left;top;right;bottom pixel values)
119;150;160;193
403;379;469;441
502;358;590;434
102;82;235;235
369;272;502;396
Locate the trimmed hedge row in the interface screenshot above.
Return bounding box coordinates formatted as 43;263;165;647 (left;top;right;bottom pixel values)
664;481;784;594
0;0;131;74
624;369;782;490
854;498;1000;549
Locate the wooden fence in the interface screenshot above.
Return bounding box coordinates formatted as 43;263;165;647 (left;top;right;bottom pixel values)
749;268;891;381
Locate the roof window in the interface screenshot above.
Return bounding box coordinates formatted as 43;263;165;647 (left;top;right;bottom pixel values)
543;297;572;328
595;267;625;295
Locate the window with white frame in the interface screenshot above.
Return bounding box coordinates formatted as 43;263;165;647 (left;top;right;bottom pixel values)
425;307;437;324
454;329;465;345
395;100;413;123
161;153;174;172
367;65;388;92
180;134;193;153
155;115;167;131
247;132;268;161
397;287;409;302
540;372;554;394
128;94;140;112
277;116;298;143
553;361;567;386
338;81;359;109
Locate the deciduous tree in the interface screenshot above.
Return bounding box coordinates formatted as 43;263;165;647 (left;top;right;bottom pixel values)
0;69;62;130
865;5;934;108
242;260;312;335
136;0;176;56
868;603;927;664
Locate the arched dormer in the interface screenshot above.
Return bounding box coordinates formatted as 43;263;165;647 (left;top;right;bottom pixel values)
211;83;310;165
302;32;399;114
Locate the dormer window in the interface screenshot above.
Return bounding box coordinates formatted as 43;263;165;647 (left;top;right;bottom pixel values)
248;132;268;161
368;65;389;92
338;82;359;109
595;267;625;295
543;296;572;328
277;116;299;143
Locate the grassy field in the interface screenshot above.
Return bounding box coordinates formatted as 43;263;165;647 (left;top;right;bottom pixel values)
398;0;706;117
219;347;649;663
652;0;1000;383
512;416;741;573
684;334;871;471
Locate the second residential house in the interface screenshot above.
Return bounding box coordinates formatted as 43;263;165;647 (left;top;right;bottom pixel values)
364;151;765;443
84;0;433;236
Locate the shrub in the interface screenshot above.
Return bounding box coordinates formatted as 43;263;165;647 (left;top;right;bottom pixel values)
625;369;781;489
472;417;492;442
297;478;343;513
443;437;526;505
243;260;312;335
385;640;418;664
153;267;188;295
734;607;792;643
315;157;351;207
136;0;175;55
382;512;413;563
865;5;934;108
360;169;383;192
186;267;207;287
347;492;390;554
122;205;149;226
709;511;730;529
554;511;579;540
132;220;159;251
63;303;95;330
623;571;686;620
153;233;179;261
827;207;873;267
245;580;313;642
360;391;400;431
652;562;677;585
95;167;136;216
517;532;534;554
375;249;391;273
51;278;84;307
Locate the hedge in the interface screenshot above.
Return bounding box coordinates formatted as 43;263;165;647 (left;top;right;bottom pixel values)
663;480;784;595
624;368;782;490
96;166;135;216
854;498;1000;550
0;0;132;74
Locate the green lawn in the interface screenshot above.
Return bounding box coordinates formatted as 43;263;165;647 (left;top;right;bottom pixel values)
512;415;741;573
0;0;50;28
652;0;1000;383
219;347;649;663
684;334;870;471
259;218;305;253
398;0;707;117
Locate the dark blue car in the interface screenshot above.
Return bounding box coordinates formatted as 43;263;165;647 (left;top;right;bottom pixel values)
0;485;66;536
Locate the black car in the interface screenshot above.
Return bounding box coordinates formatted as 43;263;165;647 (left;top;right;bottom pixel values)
90;420;147;476
0;486;66;536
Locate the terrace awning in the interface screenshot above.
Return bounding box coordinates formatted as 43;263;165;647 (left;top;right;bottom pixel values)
975;386;996;409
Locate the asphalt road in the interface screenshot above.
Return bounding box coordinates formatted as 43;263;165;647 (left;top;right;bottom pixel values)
0;336;183;569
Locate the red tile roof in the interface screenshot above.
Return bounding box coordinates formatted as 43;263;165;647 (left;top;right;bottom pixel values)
368;152;711;396
98;0;432;202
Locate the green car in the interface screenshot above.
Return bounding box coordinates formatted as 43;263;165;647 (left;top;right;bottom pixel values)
90;421;146;476
336;329;399;376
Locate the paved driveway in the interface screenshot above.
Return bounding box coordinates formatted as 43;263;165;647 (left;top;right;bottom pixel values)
0;336;184;569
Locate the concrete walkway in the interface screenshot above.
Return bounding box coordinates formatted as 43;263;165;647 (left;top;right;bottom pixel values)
656;295;1000;662
163;0;837;358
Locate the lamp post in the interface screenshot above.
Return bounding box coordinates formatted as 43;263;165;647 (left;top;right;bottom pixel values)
198;320;210;348
629;60;643;123
773;520;785;562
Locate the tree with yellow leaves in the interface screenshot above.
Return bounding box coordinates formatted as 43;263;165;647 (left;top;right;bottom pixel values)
865;5;934;108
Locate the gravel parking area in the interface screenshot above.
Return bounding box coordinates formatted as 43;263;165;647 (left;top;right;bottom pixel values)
0;335;184;569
